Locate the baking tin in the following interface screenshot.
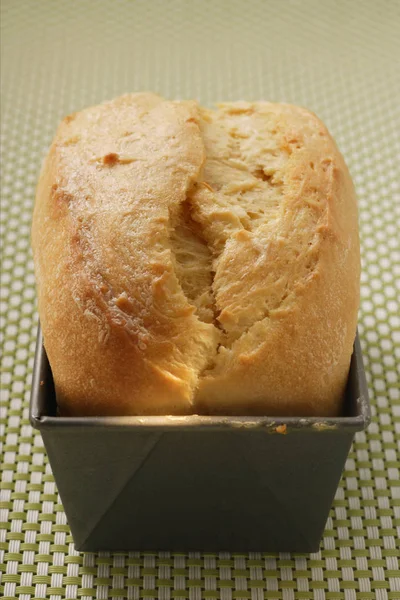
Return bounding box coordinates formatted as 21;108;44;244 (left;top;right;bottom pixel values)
30;327;370;552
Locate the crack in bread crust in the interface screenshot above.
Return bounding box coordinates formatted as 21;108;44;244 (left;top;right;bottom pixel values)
168;196;215;325
169;103;325;380
189;104;323;353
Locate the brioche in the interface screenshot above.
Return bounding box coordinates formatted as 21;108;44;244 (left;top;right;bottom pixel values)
31;93;360;416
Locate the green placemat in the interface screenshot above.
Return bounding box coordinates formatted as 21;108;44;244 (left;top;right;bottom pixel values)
1;1;399;598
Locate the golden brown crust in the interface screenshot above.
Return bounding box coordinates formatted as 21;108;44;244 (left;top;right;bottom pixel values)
32;94;359;416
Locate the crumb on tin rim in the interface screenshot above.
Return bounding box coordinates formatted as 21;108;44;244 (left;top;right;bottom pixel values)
275;424;287;434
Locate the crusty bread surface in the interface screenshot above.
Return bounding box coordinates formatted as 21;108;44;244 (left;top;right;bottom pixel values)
31;93;360;416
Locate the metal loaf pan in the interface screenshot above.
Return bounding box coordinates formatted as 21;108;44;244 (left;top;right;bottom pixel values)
30;327;370;552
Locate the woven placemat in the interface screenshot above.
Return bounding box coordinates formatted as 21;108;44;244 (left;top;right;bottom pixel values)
1;1;399;598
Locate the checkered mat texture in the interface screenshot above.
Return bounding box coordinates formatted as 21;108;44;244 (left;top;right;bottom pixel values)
1;0;399;598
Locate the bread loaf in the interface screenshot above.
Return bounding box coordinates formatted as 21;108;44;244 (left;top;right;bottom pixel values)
31;93;360;416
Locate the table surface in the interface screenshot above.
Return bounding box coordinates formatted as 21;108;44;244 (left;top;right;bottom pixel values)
1;1;399;598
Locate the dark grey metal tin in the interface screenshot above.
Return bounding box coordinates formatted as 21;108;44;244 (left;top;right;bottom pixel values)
30;327;370;553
